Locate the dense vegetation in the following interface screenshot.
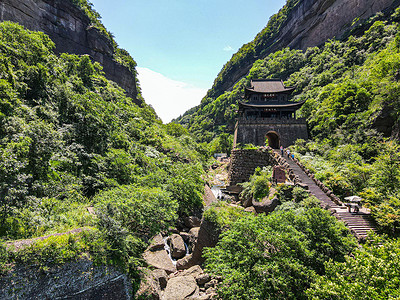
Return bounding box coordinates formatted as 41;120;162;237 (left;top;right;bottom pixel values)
178;10;400;143
203;177;358;300
202;166;400;299
0;21;206;290
2;0;400;298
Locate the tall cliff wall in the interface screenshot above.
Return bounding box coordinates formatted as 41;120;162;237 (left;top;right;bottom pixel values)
0;0;139;104
211;0;399;98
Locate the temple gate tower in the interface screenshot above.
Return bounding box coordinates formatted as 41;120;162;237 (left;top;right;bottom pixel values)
233;79;308;148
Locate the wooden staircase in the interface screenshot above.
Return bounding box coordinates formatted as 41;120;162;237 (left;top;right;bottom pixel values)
274;150;377;240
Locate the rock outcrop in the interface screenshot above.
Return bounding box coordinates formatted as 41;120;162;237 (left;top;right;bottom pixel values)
0;0;139;103
0;259;132;299
176;217;221;270
252;197;281;214
163;275;199;300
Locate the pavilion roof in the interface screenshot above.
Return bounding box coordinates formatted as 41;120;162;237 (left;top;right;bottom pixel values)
238;100;305;109
245;79;295;94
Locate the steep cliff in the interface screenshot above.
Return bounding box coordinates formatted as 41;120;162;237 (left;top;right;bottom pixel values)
0;260;132;299
208;0;399;99
0;0;140;104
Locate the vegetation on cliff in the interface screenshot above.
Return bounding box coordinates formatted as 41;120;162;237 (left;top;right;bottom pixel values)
0;21;206;290
71;0;140;89
206;0;301;99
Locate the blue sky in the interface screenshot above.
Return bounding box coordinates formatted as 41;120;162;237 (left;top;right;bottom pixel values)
90;0;286;122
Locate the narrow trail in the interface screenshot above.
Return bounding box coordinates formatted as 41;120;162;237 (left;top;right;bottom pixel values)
273;149;377;240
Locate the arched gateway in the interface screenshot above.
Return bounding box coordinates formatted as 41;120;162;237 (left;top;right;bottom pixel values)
233;79;308;148
266;131;280;149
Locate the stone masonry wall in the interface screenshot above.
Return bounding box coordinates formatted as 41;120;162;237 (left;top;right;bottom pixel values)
228;147;341;206
234;119;308;148
0;0;139;103
228;148;275;185
228;147;301;186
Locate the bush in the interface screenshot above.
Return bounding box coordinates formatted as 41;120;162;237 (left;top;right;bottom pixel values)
240;167;272;201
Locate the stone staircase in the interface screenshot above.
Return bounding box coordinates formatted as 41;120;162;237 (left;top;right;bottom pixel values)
274;150;377;240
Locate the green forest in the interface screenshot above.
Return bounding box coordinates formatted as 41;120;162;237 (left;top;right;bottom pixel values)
1;0;400;299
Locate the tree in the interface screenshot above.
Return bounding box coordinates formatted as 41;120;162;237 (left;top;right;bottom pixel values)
204;207;356;300
307;236;400;299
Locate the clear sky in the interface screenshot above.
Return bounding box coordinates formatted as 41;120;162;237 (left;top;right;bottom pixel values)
90;0;286;122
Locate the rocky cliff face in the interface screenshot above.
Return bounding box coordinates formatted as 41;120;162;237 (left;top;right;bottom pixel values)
0;0;139;104
213;0;399;97
0;259;132;299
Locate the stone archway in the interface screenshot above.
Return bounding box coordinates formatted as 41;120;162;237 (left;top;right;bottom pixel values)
265;131;280;149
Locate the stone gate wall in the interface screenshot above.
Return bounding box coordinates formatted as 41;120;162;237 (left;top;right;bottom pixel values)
234;118;308;148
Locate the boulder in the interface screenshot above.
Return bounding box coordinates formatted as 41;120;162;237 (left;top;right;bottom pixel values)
143;249;176;274
162;275;199;300
187;227;200;252
180;232;191;243
176;265;203;278
244;206;256;214
152;269;168;290
135;269;167;300
176;254;194;270
184;216;201;228
252;197;280;214
204;279;218;289
177;217;221;270
188;227;200;238
196;273;211;286
197;295;213;300
241;196;253;208
148;233;166;251
168;234;186;259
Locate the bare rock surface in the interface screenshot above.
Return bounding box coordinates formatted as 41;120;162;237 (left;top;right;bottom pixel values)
196;273;211;286
176;254;194;270
149;233;166;251
174;265;203;279
0;0;139;102
143;249;177;274
152;269;168;290
184;216;201;228
162;275;199;300
168;234;186;259
0;259;131;299
252;197;280;214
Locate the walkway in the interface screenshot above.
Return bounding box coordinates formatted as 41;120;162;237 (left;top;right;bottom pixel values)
274;150;377;240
